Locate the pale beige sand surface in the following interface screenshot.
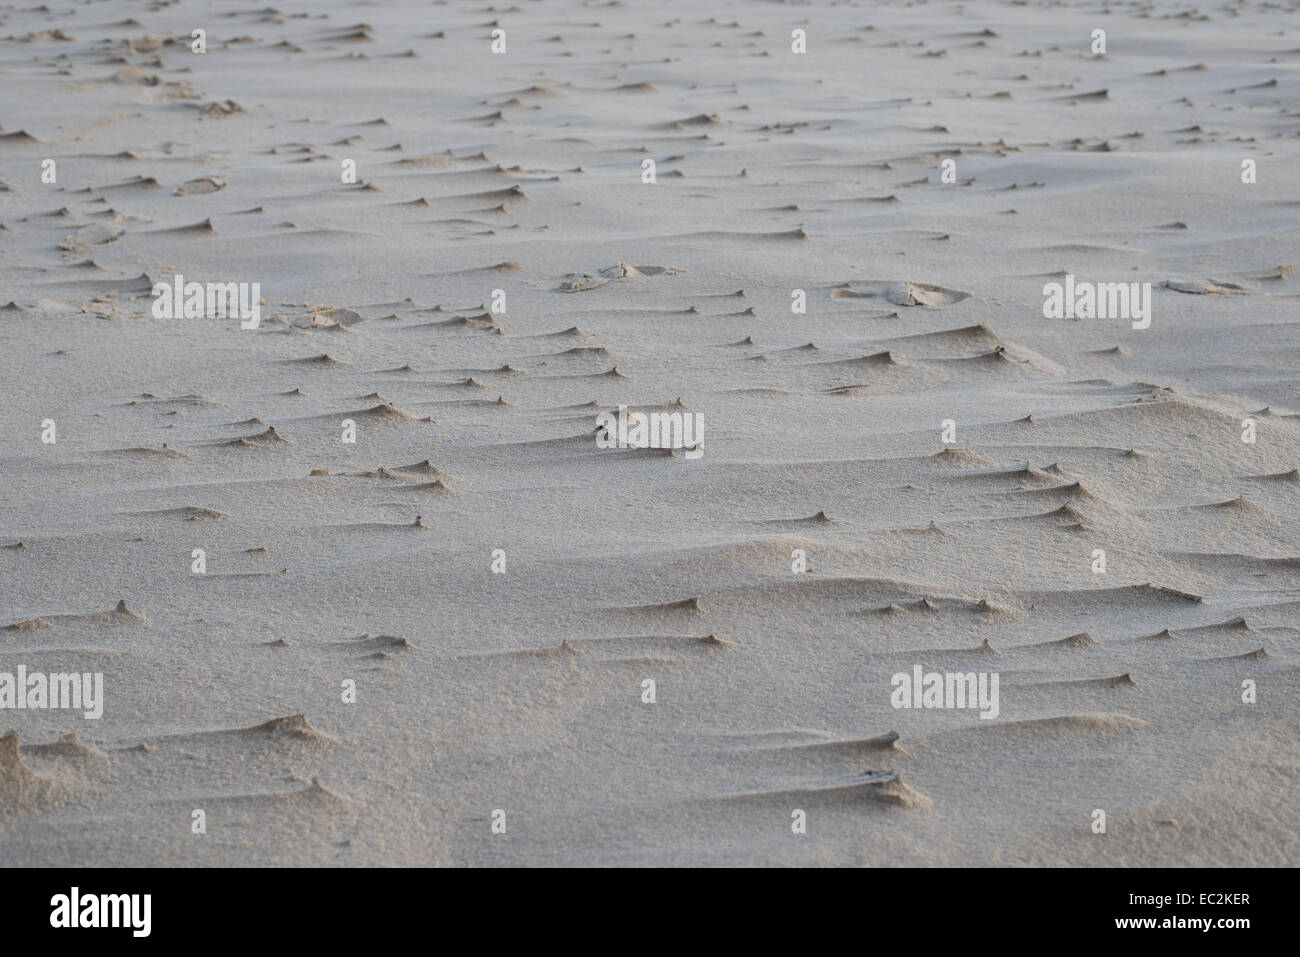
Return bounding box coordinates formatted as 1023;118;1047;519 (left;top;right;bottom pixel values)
0;0;1298;865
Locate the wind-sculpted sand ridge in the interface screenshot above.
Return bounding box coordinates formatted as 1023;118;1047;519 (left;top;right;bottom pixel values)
718;770;933;811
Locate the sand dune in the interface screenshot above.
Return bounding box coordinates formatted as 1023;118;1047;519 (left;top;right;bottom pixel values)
0;0;1296;867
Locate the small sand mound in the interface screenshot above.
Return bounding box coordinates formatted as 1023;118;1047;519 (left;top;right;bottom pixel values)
793;770;931;809
930;447;986;466
408;480;453;494
1039;504;1088;523
200;100;245;118
355;634;418;653
1096;673;1138;687
662;112;725;129
297;777;349;804
777;731;903;756
247;426;292;445
1056;632;1098;648
393;459;446;476
112;67;160;85
1059;88;1109;102
1209;647;1269;662
177;507;228;521
0;732;62;814
626;596;703;614
4;617;53;632
242;713;336;745
1165;279;1247;295
560;276;608;292
860;772;932;809
351;403;416;420
885;282;972;306
174;177;226;196
111;599;145;622
1243;468;1299;483
988;713;1148;736
165;218;217;234
1206;495;1260;511
25;732;108;762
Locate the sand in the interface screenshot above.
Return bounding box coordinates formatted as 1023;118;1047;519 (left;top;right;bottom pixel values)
0;0;1298;866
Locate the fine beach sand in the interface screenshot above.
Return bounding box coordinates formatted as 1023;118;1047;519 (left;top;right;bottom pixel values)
1;0;1298;866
